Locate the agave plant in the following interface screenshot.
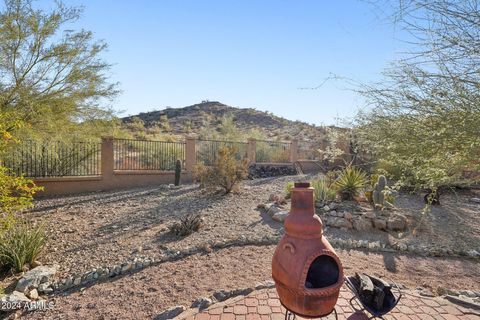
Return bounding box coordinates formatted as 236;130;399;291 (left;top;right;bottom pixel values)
0;220;46;273
333;166;368;200
311;178;336;203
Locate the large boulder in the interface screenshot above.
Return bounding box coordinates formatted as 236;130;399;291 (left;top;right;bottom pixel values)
387;213;407;231
15;266;57;294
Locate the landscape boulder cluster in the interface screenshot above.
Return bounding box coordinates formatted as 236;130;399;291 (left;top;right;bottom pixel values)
258;195;408;232
248;164;297;179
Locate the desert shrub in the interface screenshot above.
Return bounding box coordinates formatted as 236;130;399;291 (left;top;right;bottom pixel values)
0;285;4;297
256;141;290;163
196;146;248;194
169;213;203;237
333;166;368;200
311;178;337;203
0;220;46;273
285;182;295;198
0;167;42;215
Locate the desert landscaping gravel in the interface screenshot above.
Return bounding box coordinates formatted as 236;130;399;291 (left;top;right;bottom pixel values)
22;175;480;280
14;245;480;320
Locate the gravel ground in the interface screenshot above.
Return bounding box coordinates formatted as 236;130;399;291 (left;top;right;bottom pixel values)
8;245;479;320
17;175;480;280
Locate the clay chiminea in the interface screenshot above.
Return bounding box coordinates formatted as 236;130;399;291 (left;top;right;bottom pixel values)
272;182;344;318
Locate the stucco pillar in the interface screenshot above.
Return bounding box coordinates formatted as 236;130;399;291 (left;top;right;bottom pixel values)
101;136;114;180
185;136;196;171
290;139;298;163
247;138;256;164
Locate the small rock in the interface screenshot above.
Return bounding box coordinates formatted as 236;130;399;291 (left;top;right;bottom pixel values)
73;277;82;286
364;211;376;219
272;211;289;222
467;249;479;258
322;205;330;212
31;261;42;268
469;197;480;204
373;218;387;230
267;205;282;216
37;282;52;293
325;217;353;229
352;218;373;231
387;213;407;231
460;290;477;298
213;290;229;301
28;289;39;300
255;280;275;290
15;266;57;293
0;291;31;310
446;289;459;296
154;305;186;320
344;212;353;220
191;297;212;310
418;288;434;297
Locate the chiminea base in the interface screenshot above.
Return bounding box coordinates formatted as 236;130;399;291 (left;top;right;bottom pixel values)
283;306;338;320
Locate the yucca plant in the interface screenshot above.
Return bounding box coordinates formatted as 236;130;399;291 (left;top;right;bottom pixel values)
0;220;46;273
311;178;337;203
333;166;368;200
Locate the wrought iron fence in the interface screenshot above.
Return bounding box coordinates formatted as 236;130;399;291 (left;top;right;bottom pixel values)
2;140;101;177
196;139;247;165
297;140;323;160
255;140;290;163
114;139;185;171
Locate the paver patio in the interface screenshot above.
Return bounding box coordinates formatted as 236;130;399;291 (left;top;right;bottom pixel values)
183;287;480;320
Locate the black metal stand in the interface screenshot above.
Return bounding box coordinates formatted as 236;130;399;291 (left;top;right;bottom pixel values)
284;308;338;320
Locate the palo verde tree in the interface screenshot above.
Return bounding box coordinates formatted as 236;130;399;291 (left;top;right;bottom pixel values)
354;0;480;202
0;0;119;139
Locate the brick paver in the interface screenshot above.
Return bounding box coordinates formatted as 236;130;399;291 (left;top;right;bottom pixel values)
189;288;479;320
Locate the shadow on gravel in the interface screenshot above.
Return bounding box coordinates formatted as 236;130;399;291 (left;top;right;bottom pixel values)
382;252;397;273
249;208;284;231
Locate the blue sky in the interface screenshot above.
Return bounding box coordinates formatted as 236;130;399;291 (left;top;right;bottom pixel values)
45;0;407;125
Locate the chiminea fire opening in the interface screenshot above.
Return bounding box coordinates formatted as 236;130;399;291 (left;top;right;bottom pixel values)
305;255;340;289
272;182;344;319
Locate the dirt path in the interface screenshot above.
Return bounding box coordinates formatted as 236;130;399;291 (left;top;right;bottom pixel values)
14;245;479;320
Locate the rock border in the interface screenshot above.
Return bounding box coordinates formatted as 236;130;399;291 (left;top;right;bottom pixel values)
33;234;479;295
174;281;276;320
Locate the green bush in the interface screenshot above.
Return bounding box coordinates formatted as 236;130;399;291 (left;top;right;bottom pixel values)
333;166;368;200
311;178;337;203
285;182;295;198
195;146;248;194
0;220;46;273
0;167;42;215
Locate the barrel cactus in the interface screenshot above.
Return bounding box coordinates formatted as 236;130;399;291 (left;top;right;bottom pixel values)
372;175;387;208
174;159;182;186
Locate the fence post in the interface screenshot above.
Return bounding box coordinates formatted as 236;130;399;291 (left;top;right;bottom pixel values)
101;136;114;180
247;138;256;164
185;136;196;171
290;139;298;163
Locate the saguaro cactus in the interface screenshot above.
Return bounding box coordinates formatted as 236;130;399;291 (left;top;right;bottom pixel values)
174;159;182;186
372;175;387;208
